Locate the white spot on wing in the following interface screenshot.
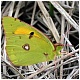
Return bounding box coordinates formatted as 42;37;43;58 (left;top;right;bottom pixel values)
22;44;30;51
25;45;29;50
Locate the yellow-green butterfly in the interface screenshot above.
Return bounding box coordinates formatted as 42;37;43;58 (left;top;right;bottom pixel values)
2;16;62;66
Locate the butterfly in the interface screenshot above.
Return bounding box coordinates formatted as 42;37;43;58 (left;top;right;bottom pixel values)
2;16;62;66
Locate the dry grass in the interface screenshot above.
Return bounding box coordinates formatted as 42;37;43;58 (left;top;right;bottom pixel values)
1;1;79;79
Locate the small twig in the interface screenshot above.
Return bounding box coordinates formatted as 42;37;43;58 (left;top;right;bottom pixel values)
2;1;10;14
17;66;22;79
54;14;61;24
66;23;70;52
8;1;15;16
71;69;79;78
37;1;60;43
31;1;37;25
39;70;51;79
28;65;38;78
2;2;12;16
26;6;33;12
37;24;47;33
60;13;65;79
14;1;22;18
58;1;73;9
66;68;78;79
70;30;78;34
3;37;7;76
17;12;23;18
63;66;78;71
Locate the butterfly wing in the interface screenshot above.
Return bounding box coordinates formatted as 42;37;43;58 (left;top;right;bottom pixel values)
2;17;56;66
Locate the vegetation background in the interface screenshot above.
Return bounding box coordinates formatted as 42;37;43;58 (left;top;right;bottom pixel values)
1;1;79;79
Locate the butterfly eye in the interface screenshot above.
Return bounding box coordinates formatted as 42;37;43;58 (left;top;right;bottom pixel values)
22;44;30;51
